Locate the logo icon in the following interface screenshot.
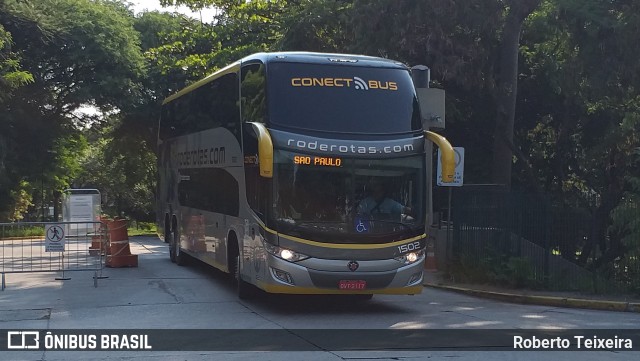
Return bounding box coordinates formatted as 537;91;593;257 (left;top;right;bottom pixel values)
7;331;40;349
347;261;359;272
353;77;369;90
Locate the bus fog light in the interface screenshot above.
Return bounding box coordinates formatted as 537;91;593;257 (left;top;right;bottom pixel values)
407;272;423;285
272;268;294;284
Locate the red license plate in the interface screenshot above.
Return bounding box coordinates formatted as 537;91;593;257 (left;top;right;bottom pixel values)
338;280;367;290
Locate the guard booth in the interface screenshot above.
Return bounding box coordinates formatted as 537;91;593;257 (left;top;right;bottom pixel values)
62;189;101;236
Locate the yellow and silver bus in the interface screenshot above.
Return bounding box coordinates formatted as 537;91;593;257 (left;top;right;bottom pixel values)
157;52;454;299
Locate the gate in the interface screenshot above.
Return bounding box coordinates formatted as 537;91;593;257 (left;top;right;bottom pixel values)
0;221;107;290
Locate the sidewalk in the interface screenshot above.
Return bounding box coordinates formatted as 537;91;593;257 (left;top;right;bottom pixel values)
423;271;640;313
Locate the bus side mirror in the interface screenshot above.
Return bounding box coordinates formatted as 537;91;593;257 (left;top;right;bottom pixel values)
425;131;454;183
249;122;274;178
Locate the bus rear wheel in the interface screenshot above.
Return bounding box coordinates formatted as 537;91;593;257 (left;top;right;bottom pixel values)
174;231;188;266
168;229;176;263
169;227;187;266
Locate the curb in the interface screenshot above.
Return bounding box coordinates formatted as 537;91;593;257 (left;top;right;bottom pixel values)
425;282;640;313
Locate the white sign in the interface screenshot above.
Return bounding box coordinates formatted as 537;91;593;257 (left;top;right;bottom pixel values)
45;224;65;252
437;147;464;187
69;195;94;222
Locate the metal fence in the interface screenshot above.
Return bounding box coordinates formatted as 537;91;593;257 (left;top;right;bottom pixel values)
447;188;640;295
0;221;107;290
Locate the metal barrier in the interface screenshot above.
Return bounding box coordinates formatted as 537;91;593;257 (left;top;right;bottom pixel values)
448;188;640;294
0;221;108;290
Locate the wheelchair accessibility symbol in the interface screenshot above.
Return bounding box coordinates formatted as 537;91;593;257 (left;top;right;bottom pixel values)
354;217;369;233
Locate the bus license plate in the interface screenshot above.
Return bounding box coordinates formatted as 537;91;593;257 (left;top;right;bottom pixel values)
339;280;367;290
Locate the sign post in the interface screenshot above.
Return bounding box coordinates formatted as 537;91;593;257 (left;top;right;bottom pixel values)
44;223;70;281
437;147;464;260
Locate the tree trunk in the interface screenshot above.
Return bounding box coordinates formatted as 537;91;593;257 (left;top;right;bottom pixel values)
53;190;60;221
491;0;542;188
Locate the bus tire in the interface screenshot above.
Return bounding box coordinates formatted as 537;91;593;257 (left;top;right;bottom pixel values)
168;228;176;263
235;254;254;300
163;215;170;243
174;230;188;266
229;239;254;300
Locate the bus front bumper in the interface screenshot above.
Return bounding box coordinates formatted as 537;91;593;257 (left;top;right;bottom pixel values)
256;254;425;295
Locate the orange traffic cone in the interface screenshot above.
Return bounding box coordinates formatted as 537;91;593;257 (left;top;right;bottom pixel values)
424;238;437;272
105;219;138;268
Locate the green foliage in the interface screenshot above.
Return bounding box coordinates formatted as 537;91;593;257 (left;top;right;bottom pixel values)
2;0;145;110
451;254;542;289
0;22;33;102
608;148;640;293
0;0;146;221
516;0;640;274
75;121;156;221
0;180;33;222
128;221;158;236
0;226;44;239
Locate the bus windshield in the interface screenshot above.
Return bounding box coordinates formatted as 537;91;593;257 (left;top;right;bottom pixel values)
267;62;422;134
271;151;425;244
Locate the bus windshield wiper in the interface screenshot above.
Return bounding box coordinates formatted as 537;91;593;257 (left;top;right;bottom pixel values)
366;219;415;233
294;219;417;235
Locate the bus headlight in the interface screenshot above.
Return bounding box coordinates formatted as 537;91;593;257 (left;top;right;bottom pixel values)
263;241;309;262
394;249;425;265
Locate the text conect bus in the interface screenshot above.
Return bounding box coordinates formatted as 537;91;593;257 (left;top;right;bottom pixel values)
157;52;454;299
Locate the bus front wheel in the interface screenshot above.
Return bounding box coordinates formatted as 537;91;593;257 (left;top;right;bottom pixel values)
230;244;254;300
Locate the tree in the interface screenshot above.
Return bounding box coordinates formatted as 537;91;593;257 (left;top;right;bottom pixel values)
75;121;155;220
71;10;200;220
348;0;507;183
491;0;542;188
516;0;640;275
0;25;32;102
0;24;33;219
0;0;145;221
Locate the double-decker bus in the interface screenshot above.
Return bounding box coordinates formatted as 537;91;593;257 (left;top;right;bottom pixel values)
157;52;454;299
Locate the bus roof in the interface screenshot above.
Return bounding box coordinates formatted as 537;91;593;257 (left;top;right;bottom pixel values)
162;52;409;105
246;51;408;69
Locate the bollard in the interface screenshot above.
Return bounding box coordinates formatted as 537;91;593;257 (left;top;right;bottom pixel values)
424;238;438;272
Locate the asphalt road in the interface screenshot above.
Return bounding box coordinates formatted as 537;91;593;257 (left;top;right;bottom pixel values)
0;236;638;360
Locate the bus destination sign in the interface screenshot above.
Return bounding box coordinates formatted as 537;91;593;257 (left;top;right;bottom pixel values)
294;155;342;167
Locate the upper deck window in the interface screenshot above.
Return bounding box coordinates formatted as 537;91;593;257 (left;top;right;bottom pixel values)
267;62;422;135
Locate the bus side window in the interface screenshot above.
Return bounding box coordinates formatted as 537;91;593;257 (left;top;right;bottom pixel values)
240;63;267;123
192;73;240;140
